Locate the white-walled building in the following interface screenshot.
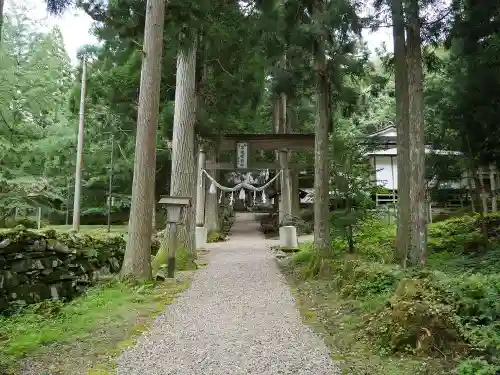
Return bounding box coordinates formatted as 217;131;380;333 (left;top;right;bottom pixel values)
364;125;465;192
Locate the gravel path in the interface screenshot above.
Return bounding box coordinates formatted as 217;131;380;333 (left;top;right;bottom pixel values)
117;213;339;375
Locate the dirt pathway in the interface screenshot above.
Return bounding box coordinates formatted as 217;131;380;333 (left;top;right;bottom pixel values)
117;212;339;375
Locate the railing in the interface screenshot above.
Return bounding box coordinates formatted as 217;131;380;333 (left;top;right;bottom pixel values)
375;193;398;206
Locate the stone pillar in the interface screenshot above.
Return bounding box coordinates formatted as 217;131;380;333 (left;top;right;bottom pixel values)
195;147;207;249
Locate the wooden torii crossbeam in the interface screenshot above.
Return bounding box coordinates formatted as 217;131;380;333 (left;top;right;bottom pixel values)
204;133;315;170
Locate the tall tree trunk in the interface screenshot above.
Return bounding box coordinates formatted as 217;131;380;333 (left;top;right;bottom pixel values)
204;148;219;232
170;41;197;255
121;0;165;280
287;103;301;218
406;0;427;266
313;0;331;255
467;168;476;212
477;167;488;214
0;0;4;44
153;38;197;273
273;96;281;216
473;171;489;242
391;0;411;266
490;165;497;212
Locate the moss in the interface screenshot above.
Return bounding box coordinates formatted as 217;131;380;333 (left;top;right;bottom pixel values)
1;279;190;373
207;231;226;243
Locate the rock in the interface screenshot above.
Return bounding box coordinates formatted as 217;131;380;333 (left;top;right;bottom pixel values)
0;227;129;312
41;268;76;283
0;271;23;289
0;238;12;249
28;239;47;252
11;258;45;273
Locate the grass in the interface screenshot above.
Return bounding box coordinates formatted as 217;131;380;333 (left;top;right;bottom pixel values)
281;244;449;375
0;278;192;374
47;224;128;235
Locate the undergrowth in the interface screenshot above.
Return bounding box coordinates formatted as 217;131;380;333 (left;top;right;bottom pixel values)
285;212;500;375
0;279;190;374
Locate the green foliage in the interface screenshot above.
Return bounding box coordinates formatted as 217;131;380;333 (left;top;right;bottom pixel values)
288;213;500;372
0;279;189;372
453;359;500;375
207;231;226;243
173;247;197;271
3;217;38;229
367;276;464;356
428;213;500;254
351;214;396;262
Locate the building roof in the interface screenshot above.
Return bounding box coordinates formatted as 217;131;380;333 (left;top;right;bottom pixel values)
364;147;464;157
366;125;397;138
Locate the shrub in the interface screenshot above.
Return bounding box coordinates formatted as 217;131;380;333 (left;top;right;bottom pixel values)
367;276;465;356
352;216;396;263
428;213;500;254
339;261;403;298
289;244;319;279
207;231;226;243
428;215;486;253
4;217;38;229
452;359;500;375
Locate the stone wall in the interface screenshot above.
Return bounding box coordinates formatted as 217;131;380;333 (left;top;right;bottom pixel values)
0;227;126;312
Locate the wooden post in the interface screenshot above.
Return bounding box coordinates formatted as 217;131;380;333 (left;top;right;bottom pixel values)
490;164;497;212
279;149;292;224
204;149;219;232
72;56;87;232
195;147;206;226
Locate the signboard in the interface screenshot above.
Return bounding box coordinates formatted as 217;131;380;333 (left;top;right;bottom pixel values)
236;142;248;169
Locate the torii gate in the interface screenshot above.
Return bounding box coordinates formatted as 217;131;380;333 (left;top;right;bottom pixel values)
195;133;315;249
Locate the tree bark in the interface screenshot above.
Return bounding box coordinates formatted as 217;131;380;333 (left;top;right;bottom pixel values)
490;165;497;212
152;195;157;232
273;97;281;215
0;0;4;44
477;167;488;214
313;0;331;255
391;0;411;266
466;168;476;212
473;171;489;242
406;0;427;266
121;0;165;280
154;38;198;271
